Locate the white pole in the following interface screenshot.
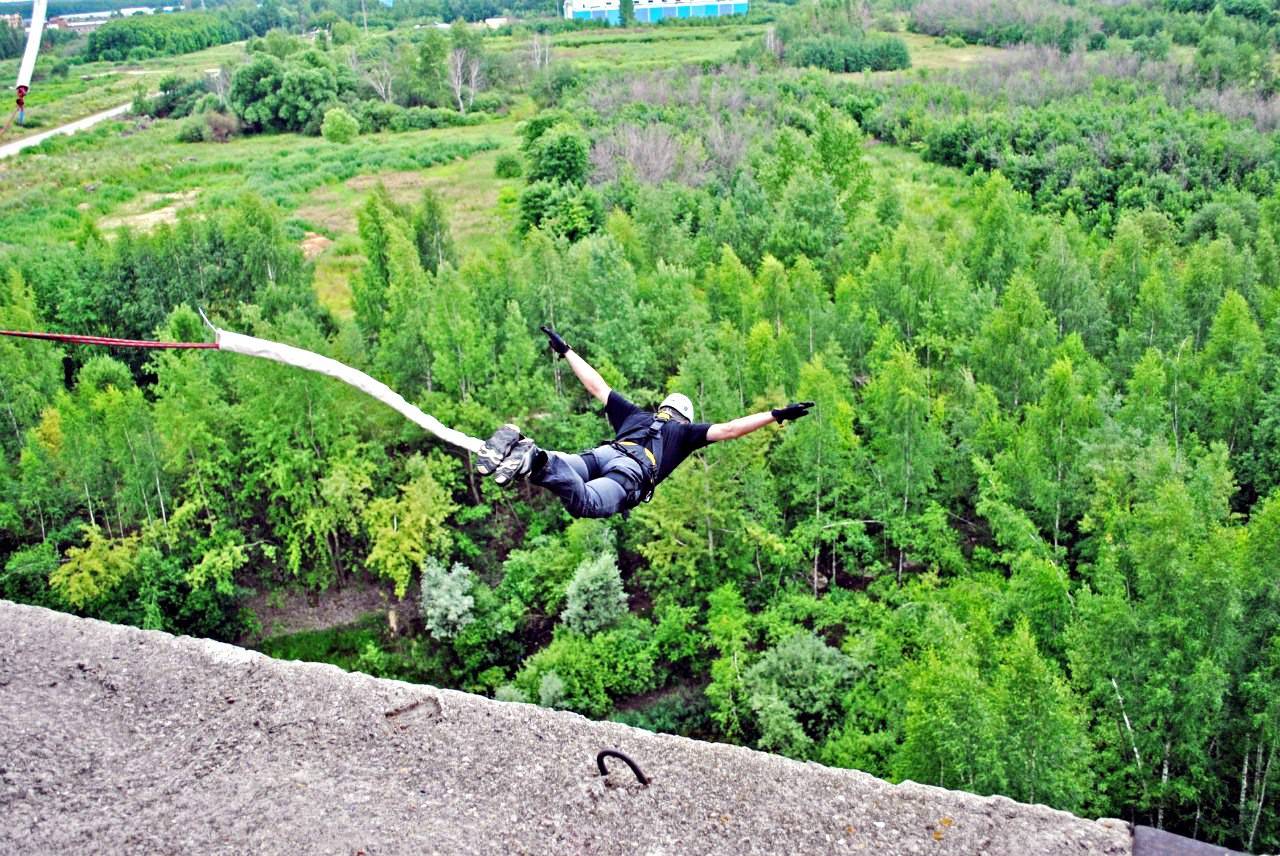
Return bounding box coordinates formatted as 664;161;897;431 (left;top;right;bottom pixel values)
16;0;48;91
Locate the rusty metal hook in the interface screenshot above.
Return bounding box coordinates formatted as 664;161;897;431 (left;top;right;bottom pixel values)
596;749;649;786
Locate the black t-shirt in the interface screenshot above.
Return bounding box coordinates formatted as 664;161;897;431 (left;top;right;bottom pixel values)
605;391;712;485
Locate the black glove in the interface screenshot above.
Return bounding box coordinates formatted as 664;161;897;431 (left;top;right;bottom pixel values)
540;324;570;357
772;401;814;423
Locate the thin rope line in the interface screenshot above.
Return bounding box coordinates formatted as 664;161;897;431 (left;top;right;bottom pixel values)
0;330;218;349
0;107;20;139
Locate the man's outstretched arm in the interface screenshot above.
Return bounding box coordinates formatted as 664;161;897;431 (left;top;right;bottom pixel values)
707;401;814;442
542;325;611;404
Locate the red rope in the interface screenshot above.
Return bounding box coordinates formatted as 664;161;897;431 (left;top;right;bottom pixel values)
0;330;219;349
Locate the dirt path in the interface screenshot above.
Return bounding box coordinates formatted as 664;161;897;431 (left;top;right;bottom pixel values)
0;101;132;160
238;579;400;646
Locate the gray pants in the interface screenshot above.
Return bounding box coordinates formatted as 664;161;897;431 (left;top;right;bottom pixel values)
532;445;645;518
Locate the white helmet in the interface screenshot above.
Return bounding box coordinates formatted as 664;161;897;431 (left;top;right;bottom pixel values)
659;392;694;423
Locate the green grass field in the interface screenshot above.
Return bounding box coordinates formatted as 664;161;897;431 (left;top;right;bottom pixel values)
0;95;527;318
0;42;247;143
0;24;1007;320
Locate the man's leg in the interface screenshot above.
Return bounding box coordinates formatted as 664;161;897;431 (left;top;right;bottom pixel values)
532;450;630;518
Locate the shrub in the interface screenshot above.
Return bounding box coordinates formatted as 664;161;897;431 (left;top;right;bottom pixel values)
204;111;241;142
745;632;855;758
788;34;911;73
176;117;207;143
355;99;405;133
562;552;627;636
528;127;590;185
388;106;484;132
518;180;604;241
471;92;508;113
418;557;476;640
321;107;359;144
193;93;224;114
494;153;523;178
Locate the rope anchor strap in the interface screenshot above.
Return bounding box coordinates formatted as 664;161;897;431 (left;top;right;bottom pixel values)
596;749;649;786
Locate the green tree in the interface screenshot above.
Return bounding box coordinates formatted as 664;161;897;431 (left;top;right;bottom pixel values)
1068;443;1244;831
992;620;1092;811
970;272;1056;410
705;583;753;740
528;127;589;186
321;106;358;143
745;631;855;759
1191;290;1262;454
861;337;947;581
364;455;457;597
562;551;628;636
412;187;456;275
0;271;61;458
418;557;476;640
997;351;1102;551
967;172;1027;292
894;644;1006;794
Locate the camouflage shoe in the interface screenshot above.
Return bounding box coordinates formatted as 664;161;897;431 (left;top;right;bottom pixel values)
493;438;539;487
476;424;523;476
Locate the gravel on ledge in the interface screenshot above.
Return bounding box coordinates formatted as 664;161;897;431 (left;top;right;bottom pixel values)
0;599;1133;856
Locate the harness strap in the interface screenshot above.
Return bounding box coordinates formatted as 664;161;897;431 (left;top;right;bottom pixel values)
616;440;657;468
607;411;672;505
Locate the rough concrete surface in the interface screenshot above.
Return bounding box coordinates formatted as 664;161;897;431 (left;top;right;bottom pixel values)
0;600;1134;855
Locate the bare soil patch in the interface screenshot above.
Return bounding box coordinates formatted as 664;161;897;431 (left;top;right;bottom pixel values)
239;578;400;645
98;189;200;232
300;231;333;260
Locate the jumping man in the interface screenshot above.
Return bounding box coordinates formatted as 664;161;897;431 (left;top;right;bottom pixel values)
474;325;813;519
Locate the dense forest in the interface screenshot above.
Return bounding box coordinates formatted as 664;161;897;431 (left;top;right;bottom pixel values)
2;0;1280;852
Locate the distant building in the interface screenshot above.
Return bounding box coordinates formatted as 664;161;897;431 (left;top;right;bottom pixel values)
563;0;748;24
1;12;22;29
47;10;115;32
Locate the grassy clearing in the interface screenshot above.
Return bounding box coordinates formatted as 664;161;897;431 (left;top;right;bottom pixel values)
0;115;506;248
0;98;522;318
297;112;525;317
859;31;1006;78
0;42;246;143
257;612;386;671
541;24;763;70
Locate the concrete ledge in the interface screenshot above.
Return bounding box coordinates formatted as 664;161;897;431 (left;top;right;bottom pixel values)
0;600;1136;855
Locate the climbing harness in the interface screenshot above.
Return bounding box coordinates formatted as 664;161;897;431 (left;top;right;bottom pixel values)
609;410;675;505
0;313;485;454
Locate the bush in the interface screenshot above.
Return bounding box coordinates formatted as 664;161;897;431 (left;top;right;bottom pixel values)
418;557;476;640
193;93;224;114
471;92;508;113
788;34;911;73
943;34;966;48
515;620;661;718
562;552;627;636
494;153;523;178
528;127;590;185
321;107;359;144
388;106;484;132
355;99;405;133
204;111;241;142
518;180;604;241
176;117;207;143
